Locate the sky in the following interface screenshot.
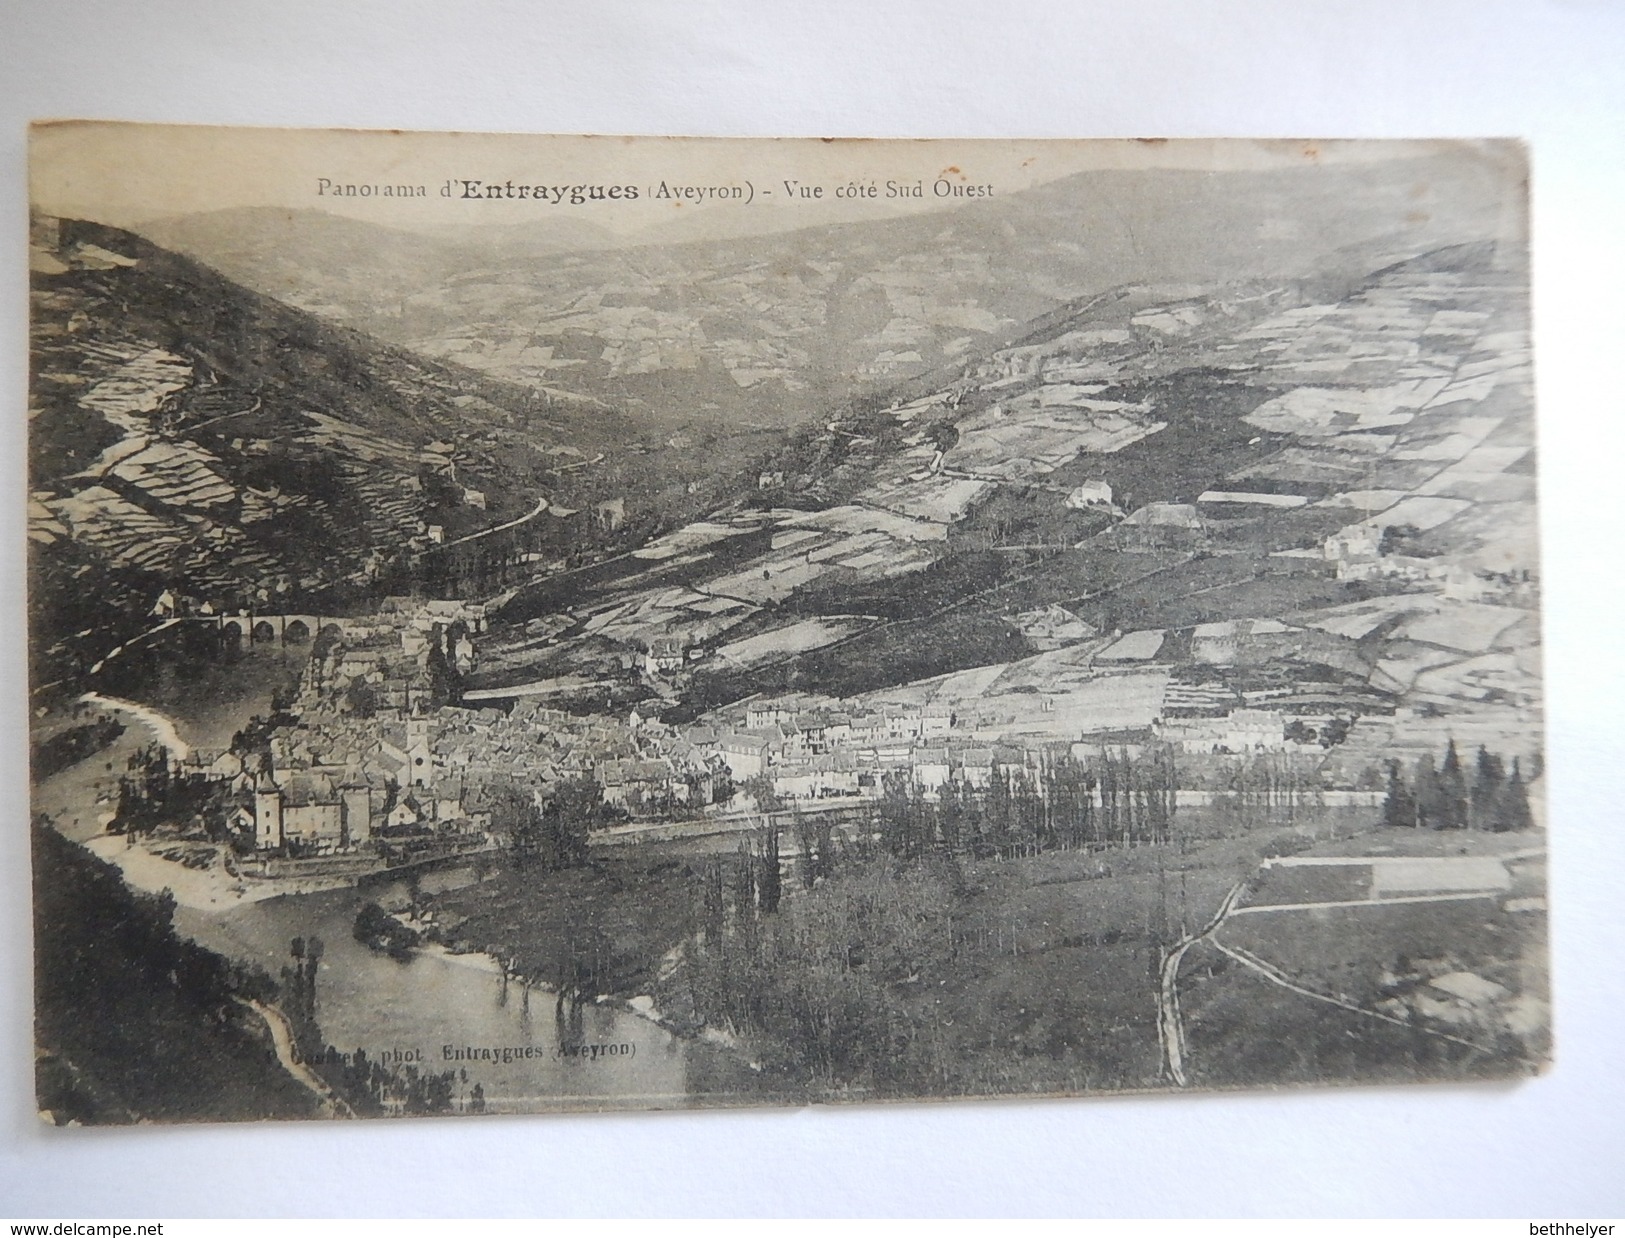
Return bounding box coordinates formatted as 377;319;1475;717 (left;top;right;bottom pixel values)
27;122;1483;244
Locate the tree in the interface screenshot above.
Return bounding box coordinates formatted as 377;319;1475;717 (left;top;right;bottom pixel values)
698;855;727;945
1284;719;1318;745
1043;751;1097;851
743;771;782;816
1319;716;1353;748
423;622;461;708
1379;522;1424;556
939;775;971;857
344;679;380;718
1009;770;1044;855
710;759;736;806
756;824;782;915
877;769;934;860
354;902;420;962
1438;740;1469;830
1470;745;1507;830
1500;759;1536;832
539;776;597;867
1413;753;1446;829
487;782;535;844
507;776;597;872
311;623;345;664
1382;760;1417;829
793;809;837;889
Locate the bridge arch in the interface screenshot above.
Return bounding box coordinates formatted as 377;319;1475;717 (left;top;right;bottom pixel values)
190;611;358;646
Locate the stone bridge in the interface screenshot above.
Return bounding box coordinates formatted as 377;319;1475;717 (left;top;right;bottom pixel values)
198;613;365;646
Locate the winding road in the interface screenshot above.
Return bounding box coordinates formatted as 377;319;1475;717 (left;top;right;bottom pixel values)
438;495;552;550
1156;851;1531;1083
236;997;356;1119
1157;877;1248;1087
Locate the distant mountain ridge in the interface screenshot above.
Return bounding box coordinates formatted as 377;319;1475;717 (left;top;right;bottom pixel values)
132;155;1517;436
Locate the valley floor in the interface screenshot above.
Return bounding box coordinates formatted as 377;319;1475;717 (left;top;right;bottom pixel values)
410;808;1546;1104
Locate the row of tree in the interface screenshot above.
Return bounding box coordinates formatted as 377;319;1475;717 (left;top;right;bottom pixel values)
679;748;1188;1088
1210;751;1328;828
717;748;1187;929
684;856;959;1088
1381;741;1536;832
865;748;1182;863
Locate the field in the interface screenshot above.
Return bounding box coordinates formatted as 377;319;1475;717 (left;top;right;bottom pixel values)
566;810;1544;1101
1175;828;1548;1089
1245;864;1372;906
712;617;870;670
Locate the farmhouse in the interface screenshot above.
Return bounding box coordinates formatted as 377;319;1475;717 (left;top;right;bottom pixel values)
1013;604;1098;651
1156;708;1288;754
643;637;686;676
1117;503;1206;550
1064;479;1114;509
1324;525;1382;579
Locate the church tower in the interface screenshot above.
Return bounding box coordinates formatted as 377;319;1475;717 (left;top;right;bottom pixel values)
405;713;433;787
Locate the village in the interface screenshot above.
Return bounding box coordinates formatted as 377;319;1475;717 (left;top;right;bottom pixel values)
123;584;1422;875
22;128;1557;1139
74;238;1542;899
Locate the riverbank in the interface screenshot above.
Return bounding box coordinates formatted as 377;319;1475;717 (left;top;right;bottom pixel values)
79;691;191;759
82;832;355;910
34;691;317;910
402;850;793;1102
395;912;761;1073
179;874;739;1115
419;850;701;998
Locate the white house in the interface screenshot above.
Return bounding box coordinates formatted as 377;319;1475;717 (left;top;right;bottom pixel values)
912;748;952;792
1064;479;1113;510
719;734;771;780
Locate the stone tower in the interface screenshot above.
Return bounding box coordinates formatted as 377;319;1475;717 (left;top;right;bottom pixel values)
253;769;284;850
340;771;372;847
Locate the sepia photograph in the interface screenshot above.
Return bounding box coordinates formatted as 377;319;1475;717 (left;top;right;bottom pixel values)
26;126;1548;1126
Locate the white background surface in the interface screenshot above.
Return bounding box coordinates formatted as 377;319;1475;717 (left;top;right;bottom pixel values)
1;0;1622;1219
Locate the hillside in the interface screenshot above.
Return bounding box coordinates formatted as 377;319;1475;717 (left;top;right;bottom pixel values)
33;819;317;1124
474;237;1539;773
135;154;1515;436
27;216;663;687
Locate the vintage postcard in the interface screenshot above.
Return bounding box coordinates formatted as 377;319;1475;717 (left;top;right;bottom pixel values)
27;125;1546;1123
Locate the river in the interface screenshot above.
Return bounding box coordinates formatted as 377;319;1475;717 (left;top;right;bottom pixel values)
173;873;702;1115
38;643;749;1115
